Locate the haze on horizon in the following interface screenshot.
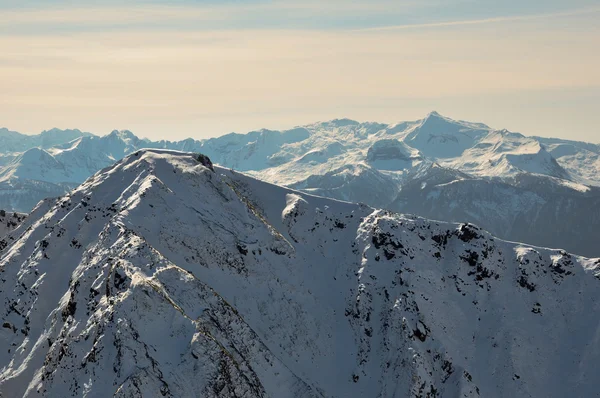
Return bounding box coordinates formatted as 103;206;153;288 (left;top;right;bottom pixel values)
1;0;599;142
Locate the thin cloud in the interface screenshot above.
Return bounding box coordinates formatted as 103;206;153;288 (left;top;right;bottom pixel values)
0;0;458;29
357;5;600;31
2;5;234;25
1;1;598;140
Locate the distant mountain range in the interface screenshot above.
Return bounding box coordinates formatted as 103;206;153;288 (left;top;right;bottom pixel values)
1;149;599;397
1;112;599;256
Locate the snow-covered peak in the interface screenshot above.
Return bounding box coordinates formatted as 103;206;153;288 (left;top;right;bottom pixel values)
536;138;600;186
0;128;93;155
38;128;91;148
105;129;140;146
18;147;56;163
402;112;493;158
1;149;600;397
0;148;65;183
0;127;22;138
313;118;361;129
451;130;569;180
1;114;599;257
419;110;460;126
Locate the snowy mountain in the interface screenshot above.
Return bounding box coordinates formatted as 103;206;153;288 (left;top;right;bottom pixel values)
0;128;93;155
0;210;25;241
0;130;156;213
1;149;599;397
1;112;599;258
391;168;600;260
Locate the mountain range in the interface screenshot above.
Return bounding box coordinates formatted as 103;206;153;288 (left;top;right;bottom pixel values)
1;149;599;397
1;112;599;257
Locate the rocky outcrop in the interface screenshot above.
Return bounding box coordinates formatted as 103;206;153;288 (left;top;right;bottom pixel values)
1;150;599;397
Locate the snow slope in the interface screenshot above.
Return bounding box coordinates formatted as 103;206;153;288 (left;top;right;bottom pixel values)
403;112;491;159
536;137;600;186
391;171;600;258
1;150;599;397
0;210;25;241
1;113;599;258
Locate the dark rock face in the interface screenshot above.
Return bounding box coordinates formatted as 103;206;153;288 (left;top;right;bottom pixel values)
0;210;26;239
391;175;600;258
366;139;418;163
1;150;600;398
196;153;215;172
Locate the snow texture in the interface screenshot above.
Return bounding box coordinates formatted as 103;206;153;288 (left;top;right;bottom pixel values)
1;149;599;397
1;113;599;258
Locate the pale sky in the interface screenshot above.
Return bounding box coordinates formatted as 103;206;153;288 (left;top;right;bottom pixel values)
1;0;599;142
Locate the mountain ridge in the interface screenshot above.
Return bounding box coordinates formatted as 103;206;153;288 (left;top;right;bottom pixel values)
1;112;599;258
1;149;599;397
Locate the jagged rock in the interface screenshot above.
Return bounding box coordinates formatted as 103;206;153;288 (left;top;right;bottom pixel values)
1;150;599;397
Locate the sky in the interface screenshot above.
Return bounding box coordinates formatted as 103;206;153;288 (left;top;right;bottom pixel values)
1;0;599;141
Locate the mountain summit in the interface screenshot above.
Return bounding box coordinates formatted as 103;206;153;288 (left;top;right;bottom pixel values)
1;149;599;397
1;113;599;257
